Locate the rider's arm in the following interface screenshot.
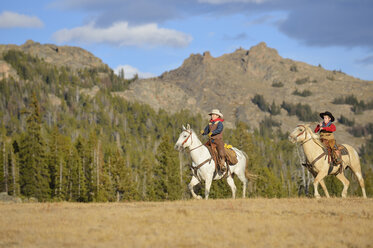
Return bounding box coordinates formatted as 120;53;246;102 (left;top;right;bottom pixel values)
314;125;320;133
202;125;209;135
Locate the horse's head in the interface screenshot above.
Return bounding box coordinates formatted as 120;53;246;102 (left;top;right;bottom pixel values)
289;124;311;144
174;124;194;151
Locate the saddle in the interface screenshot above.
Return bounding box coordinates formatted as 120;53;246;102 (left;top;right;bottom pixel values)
303;141;349;175
205;143;238;172
323;143;348;175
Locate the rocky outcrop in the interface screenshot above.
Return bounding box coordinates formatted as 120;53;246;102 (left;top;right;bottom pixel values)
0;40;107;72
117;42;373;147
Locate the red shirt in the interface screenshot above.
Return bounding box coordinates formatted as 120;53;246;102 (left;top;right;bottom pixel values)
314;123;336;133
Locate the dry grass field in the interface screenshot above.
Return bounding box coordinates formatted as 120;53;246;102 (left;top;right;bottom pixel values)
1;198;372;248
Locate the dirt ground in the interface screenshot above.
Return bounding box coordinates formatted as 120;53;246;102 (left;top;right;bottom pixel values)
0;198;372;248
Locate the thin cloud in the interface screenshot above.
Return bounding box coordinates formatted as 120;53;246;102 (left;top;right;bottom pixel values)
114;65;156;79
50;0;373;49
223;32;248;40
0;11;44;28
246;14;276;26
356;55;373;65
52;22;192;48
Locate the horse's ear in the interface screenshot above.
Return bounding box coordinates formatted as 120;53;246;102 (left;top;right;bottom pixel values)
187;124;190;130
305;123;310;128
182;125;186;130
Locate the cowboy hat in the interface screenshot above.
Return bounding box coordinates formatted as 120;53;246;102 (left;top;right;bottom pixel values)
319;111;335;122
209;109;223;118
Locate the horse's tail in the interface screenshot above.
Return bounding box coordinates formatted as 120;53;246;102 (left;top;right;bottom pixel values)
242;151;259;181
343;144;367;198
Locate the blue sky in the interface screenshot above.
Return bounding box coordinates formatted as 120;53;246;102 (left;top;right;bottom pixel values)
1;0;373;80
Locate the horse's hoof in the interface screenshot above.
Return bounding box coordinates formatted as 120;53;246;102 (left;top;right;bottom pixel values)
315;195;321;199
196;195;202;200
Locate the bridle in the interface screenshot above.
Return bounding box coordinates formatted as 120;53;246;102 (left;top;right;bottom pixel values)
295;125;330;170
181;130;204;152
296;125;312;145
181;130;192;147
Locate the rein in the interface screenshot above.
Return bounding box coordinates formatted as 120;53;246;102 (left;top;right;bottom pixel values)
297;125;328;167
190;157;213;179
181;130;213;178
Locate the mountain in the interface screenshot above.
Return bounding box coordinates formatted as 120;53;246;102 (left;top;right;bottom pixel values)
1;41;372;148
116;42;373;147
0;41;372;201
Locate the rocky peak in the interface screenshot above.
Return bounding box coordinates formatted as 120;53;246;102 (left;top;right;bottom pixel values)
119;42;373;148
248;41;280;60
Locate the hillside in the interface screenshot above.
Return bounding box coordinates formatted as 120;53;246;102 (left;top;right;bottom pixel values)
0;41;372;202
0;40;105;71
117;42;373;147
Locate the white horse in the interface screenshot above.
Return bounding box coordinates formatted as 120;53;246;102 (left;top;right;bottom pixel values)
174;124;254;199
289;124;367;198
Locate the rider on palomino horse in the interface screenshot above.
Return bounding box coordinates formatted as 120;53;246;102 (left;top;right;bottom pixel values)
314;111;342;166
201;109;226;172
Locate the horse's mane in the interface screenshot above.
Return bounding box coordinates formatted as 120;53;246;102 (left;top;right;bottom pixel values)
304;125;324;148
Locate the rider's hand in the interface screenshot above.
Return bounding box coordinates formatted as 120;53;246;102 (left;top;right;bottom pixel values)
208;132;213;137
200;130;204;135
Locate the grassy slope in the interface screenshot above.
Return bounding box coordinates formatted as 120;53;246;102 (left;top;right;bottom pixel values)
1;198;372;248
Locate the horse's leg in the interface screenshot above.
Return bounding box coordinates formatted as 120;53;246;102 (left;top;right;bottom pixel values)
335;172;350;198
204;175;213;200
226;176;237;199
188;176;202;200
313;171;328;199
236;172;248;198
347;158;367;198
344;146;367;198
354;172;367;198
319;179;330;198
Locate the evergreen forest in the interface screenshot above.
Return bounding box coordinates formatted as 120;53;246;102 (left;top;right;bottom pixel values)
1;50;372;202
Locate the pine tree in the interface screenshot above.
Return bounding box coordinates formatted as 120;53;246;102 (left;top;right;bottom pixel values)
151;135;182;201
18;93;50;201
74;137;88;201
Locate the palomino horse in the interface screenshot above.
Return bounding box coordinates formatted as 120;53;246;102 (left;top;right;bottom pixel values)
174;124;253;199
289;124;367;198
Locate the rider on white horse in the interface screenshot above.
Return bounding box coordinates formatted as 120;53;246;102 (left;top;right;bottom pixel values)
200;109;226;173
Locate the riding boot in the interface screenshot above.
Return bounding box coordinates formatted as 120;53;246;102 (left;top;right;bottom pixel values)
219;157;226;173
333;149;342;165
327;147;333;165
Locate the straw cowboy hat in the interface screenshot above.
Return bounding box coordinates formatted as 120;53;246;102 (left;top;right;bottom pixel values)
320;111;335;122
209;109;223;118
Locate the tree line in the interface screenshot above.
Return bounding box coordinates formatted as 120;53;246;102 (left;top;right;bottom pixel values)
0;50;372;201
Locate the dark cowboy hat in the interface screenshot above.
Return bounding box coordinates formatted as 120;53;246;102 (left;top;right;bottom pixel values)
319;111;335;122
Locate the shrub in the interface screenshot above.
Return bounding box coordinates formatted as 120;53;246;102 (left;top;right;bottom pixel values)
290;65;298;72
333;95;359;105
281;101;319;122
348;123;373;137
333;95;373;113
252;94;269;112
252;95;280;115
292;89;312;97
338;115;355;126
271;82;284;87
295;77;309;85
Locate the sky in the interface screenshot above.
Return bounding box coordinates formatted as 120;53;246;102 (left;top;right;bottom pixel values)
1;0;373;80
